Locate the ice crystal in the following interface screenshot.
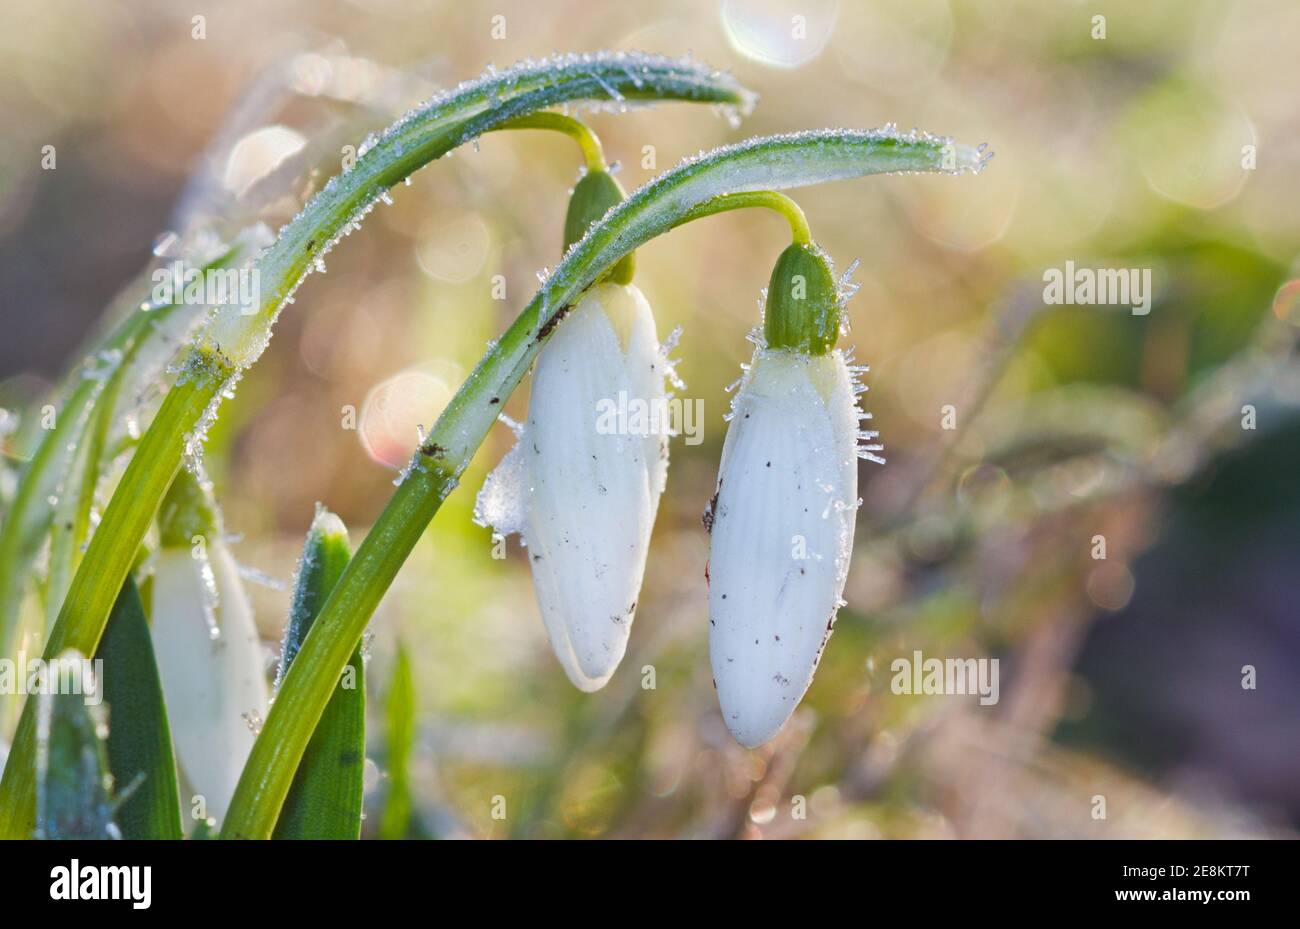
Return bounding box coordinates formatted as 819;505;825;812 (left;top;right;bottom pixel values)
473;436;529;539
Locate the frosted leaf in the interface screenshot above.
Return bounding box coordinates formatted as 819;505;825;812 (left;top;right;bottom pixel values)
180;368;243;475
195;52;754;372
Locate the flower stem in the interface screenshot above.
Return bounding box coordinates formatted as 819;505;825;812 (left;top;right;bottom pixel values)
222;464;446;838
672;190;812;245
493;112;607;173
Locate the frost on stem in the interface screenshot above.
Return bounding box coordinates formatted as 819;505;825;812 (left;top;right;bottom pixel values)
195;51;753;374
547;127;992;351
180;368;243;477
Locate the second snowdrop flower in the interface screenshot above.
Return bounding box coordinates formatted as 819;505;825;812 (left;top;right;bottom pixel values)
150;469;268;822
707;242;876;747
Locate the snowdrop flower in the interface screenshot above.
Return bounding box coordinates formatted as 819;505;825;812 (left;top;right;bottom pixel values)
707;243;874;747
476;170;669;691
150;470;268;822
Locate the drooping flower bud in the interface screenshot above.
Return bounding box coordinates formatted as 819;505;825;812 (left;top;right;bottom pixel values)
150;469;268;822
477;282;669;691
564;169;635;284
763;243;840;355
707;244;872;747
475;158;668;691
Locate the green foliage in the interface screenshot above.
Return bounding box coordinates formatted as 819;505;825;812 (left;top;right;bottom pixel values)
273;510;365;840
96;578;183;840
34;651;116;839
378;644;416;840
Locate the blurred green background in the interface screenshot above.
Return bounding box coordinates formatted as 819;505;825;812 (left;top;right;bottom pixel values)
1;0;1298;838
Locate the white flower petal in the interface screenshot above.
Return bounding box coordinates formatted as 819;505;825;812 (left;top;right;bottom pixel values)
479;283;667;691
708;348;859;747
622;290;671;503
150;543;268;821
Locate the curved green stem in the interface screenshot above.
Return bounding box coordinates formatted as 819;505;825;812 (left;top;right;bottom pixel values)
493;112;607;173
672;189;811;245
219;126;989;839
199;54;749;368
0;52;750;839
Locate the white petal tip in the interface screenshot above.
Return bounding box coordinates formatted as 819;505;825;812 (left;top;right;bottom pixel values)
558;656;617;693
568;671;614;694
719;696;796;748
730;727;779;750
571;630;630;689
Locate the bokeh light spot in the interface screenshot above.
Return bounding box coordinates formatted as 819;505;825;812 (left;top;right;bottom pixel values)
722;0;839;69
359;362;461;469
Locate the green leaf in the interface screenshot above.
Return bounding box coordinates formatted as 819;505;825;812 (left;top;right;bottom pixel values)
96;577;183;840
378;643;415;841
272;509;365;840
34;651;116;839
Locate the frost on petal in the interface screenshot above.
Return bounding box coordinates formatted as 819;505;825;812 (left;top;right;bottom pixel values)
707;348;860;747
150;542;269;822
473;435;529;540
